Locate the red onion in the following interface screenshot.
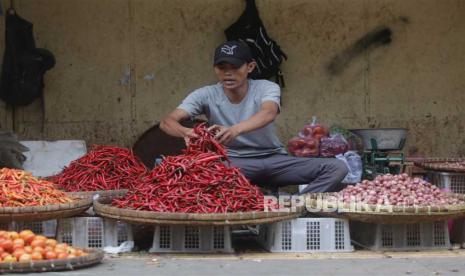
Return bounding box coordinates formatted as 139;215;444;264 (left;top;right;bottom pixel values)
337;173;464;207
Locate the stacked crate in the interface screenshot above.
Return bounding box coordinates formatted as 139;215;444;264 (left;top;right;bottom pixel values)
150;225;233;253
56;217;133;249
351;221;450;251
258;218;354;253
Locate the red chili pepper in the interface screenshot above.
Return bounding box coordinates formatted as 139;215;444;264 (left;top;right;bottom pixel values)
112;124;265;213
48;145;148;192
0;168;75;207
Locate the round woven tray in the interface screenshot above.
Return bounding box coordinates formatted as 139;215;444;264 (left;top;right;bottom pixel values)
0;197;92;222
0;248;103;273
93;199;303;226
306;193;465;224
414;158;465;173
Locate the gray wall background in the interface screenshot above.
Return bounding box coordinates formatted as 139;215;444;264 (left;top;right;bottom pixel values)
0;0;464;157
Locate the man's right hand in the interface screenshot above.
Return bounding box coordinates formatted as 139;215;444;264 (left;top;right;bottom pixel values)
183;128;199;146
160;109;198;146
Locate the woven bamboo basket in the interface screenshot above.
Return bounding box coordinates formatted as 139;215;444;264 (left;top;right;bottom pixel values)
0;197;92;222
0;248;103;273
306;193;465;224
414;158;465;173
93;198;303;226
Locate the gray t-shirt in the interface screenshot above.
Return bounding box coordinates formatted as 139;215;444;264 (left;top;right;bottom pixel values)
178;79;286;157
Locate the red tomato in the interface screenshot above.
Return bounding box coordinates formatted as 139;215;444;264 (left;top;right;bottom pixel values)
34;235;47;241
31;251;43;261
12;249;26;260
33;246;45;254
19;230;34;240
13;238;24;246
57;252;68;259
45;239;57;248
23;246;33;254
0;238;13;252
18;253;32;262
23;234;36;244
2;254;16;262
31;239;46;248
45;251;57;260
7;232;19;240
0;252;10;259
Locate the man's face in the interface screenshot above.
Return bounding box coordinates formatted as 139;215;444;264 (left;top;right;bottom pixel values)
214;62;256;90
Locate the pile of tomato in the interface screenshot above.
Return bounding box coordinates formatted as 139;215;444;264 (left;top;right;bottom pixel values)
0;230;88;263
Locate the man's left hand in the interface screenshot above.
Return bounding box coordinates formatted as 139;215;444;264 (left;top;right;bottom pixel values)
208;125;241;145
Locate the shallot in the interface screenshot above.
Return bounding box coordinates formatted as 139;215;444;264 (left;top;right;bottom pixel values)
337;173;464;206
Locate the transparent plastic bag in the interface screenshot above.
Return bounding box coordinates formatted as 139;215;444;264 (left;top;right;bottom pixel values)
287;136;319;157
336;151;362;184
103;241;134;254
298;116;328;140
329;125;363;154
319;133;349;157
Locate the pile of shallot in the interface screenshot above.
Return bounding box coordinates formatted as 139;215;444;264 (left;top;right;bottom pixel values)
337;174;464;206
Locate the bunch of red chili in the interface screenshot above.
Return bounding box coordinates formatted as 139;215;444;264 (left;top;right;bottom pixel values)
49;145;148;192
112;124;265;213
0;168;74;207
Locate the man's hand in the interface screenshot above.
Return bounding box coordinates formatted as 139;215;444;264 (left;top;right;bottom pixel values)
183;128;199;146
208;125;241;145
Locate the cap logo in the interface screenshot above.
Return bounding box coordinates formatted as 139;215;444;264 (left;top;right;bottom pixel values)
220;45;237;55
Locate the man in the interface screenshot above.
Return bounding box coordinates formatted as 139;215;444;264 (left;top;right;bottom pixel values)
160;40;348;194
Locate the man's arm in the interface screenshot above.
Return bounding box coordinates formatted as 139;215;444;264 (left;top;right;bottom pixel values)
211;101;279;144
160;109;198;140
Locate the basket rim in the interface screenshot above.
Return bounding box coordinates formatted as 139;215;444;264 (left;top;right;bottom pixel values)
0;197;92;222
306;192;465;224
0;196;92;214
93;197;303;225
414;158;465;173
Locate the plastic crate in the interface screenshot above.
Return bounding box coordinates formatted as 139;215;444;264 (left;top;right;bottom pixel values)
56;217;133;248
13;220;57;237
448;217;465;248
0;222;13;231
428;171;465;194
150;225;233;253
351;221;451;251
258;218;354;253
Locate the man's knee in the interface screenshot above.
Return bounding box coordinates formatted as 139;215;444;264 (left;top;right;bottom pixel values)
332;159;349;180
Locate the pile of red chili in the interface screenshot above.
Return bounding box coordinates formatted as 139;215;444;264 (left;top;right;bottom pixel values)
0;168;74;207
49;145;148;192
112;124;265;213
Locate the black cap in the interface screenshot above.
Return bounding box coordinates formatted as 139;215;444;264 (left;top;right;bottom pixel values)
213;40;253;67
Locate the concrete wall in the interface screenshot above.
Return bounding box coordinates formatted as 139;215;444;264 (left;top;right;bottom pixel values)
0;0;464;157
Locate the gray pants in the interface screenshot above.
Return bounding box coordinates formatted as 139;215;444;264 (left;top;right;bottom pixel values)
229;154;349;194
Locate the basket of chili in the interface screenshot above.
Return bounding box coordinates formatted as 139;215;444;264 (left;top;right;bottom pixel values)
48;145;148;192
93;124;304;225
0;168;92;222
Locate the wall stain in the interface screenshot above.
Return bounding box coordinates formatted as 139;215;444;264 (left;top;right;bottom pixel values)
327;26;392;75
119;66;131;86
